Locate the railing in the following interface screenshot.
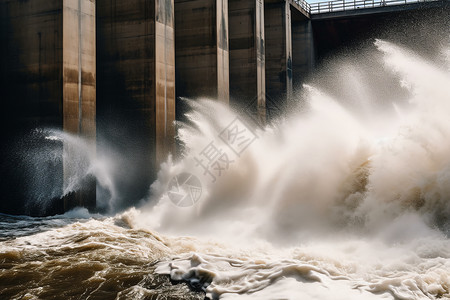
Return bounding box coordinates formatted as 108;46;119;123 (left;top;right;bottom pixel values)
294;0;312;12
310;0;439;14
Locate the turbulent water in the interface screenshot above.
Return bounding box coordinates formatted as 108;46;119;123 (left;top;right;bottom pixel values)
1;40;450;299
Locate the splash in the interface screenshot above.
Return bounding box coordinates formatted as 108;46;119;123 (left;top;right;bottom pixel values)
15;128;116;213
128;40;450;299
142;40;450;238
7;38;450;299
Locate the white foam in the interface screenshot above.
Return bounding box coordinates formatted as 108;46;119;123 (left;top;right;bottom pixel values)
143;40;450;299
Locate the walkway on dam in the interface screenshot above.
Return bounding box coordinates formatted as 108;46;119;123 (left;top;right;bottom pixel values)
293;0;447;17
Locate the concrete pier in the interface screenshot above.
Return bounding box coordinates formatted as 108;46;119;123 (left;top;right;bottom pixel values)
229;0;266;124
155;0;176;164
174;0;229;112
63;0;96;140
63;0;96;212
96;0;175;208
264;0;292;117
291;13;314;88
0;0;96;215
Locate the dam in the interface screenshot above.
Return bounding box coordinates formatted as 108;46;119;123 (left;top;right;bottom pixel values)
0;0;449;215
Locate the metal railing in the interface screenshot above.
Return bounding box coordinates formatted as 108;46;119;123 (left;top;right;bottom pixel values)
294;0;312;12
309;0;440;14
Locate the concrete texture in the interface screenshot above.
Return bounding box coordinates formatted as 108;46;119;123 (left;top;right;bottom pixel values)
291;11;314;89
96;0;175;210
229;0;266;124
264;0;292;118
155;0;176;164
0;0;63;132
0;0;96;215
255;0;266;124
63;0;96;139
174;0;229;120
287;0;309;18
63;0;96;212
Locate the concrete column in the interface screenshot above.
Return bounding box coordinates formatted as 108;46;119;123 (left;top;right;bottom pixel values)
229;0;266;124
0;0;64;131
155;0;176;165
175;0;229;113
63;0;96;211
0;0;96;215
264;0;292;118
0;0;64;215
292;17;314;88
285;2;293;104
63;0;96;139
256;0;266;124
217;0;229;103
96;0;175;208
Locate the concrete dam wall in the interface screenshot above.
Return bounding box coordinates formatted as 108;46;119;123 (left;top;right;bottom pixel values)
0;0;448;215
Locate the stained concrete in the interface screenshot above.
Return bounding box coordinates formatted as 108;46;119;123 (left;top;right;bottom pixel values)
0;0;96;215
0;0;64;133
264;0;292;118
255;0;266;123
174;0;229;121
155;0;176;165
63;0;96;139
96;0;175;210
229;0;266;124
63;0;96;212
291;11;314;89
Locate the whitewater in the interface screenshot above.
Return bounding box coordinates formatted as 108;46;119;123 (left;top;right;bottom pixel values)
1;40;450;299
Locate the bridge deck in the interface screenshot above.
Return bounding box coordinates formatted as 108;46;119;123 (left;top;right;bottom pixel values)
290;0;447;19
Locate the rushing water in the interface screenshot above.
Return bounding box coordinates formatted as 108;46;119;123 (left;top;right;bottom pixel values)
1;40;450;299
